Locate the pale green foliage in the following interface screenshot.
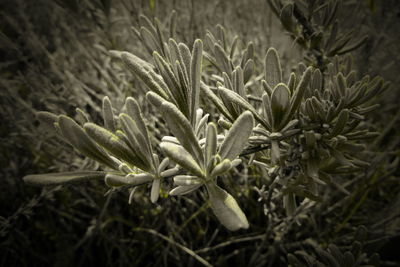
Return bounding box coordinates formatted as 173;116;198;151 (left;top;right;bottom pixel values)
23;6;389;234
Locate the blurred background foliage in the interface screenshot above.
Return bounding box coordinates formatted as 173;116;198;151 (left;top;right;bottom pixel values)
0;0;399;266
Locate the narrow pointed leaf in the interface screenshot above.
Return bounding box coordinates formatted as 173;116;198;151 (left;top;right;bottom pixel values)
271;83;291;130
206;182;249;231
151;179;161;203
173;175;203;186
125;97;153;155
214;43;232;74
120;52;170;99
282;66;313;125
201;83;234;121
210;159;232;177
190;39;203;125
24;171;107;186
205;123;217;166
219;111;254;160
169;184;202;196
125;173;155;186
58;116;118;169
119;114;153;168
160;142;204;178
162;101;204;165
218;87;267;127
102;96;116;132
84;122;149;171
264;48;282;89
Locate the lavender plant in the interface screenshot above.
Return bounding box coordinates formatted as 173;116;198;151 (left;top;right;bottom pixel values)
15;0;399;266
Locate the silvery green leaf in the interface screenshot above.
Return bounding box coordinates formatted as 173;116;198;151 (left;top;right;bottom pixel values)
128;187;137;205
243;59;254;84
139;15;157;36
120;52;169;99
125;97;153;155
240;42;254;68
178;43;191;77
161;136;180;145
146;91;166;107
282;66;313;126
173;175;203;186
216;24;227;50
84;122;148;171
205;123;217;166
271;83;290;130
287;72;296;94
75;108;89;125
160;142;204;178
214;43;232;74
201;83;234;121
158;158;170;173
176;60;190;93
150;179;161;203
160;167;180;177
140;26;161;53
102;96;116;132
280;119;299;133
105;173;132;187
229;35;239;59
125;173;154;186
118;163;133;174
329;109;349;137
219;111;254;161
119;114;153;169
206;182;249;231
218;87;267;128
264;48;282;89
231;158;242;167
153;18;166;56
262;93;273;130
222;72;233;91
168;38;180;72
162;101;204;165
190;39;203;125
58;116;118;169
261;80;273;96
169;184;202;196
147;70;174;100
195;113;209;137
210;159;232;177
233;66;246;99
24;171;107;186
153;51;188;116
218;119;232;130
271;140;280;164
